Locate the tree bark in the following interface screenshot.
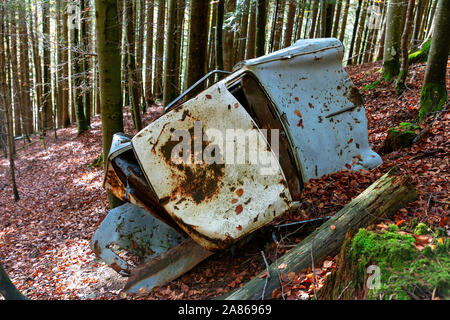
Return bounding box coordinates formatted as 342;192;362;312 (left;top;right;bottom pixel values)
216;0;225;70
284;0;297;47
382;0;405;81
42;0;54;135
95;0;125;208
419;0;450;120
145;0;154;105
221;168;417;300
309;0;319;38
339;0;350;42
223;0;236;70
153;0;166;99
162;0;178;107
72;2;89;135
125;0;143;131
255;0;267;57
347;0;363;65
395;0;415;95
186;0;209;95
246;1;256;59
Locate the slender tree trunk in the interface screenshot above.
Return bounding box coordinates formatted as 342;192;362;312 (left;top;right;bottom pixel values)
339;0;350;42
255;0;267;57
186;0;209;95
223;0;236;70
246;1;256;59
309;0;319;38
162;0;178;107
395;0;415;95
174;0;185;93
353;0;369;64
332;0;342;38
81;0;91;127
125;0;143;130
347;0;363;64
412;0;427;45
216;0;225;72
145;0;154;105
284;0;297;47
237;0;250;61
419;0;450;120
61;0;71;127
9;15;22;138
382;0;405;81
295;0;307;41
0;13;19;201
153;0;166;99
96;0;125;208
42;1;53;135
18;12;33;134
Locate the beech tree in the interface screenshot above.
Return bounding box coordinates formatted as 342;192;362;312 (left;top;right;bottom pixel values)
419;0;450;120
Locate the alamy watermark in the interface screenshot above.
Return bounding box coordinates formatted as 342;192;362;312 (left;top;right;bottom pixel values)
366;265;381;290
167;120;280;175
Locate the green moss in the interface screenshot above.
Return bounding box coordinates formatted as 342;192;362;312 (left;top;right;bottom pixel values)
419;82;447;121
362;80;381;91
414;222;429;235
408;39;431;64
387;224;399;232
350;228;450;300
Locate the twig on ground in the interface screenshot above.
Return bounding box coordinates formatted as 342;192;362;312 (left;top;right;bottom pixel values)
260;250;270;300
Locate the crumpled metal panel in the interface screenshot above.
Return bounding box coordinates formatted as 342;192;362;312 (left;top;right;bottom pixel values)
132;81;291;251
237;38;382;182
91;203;186;275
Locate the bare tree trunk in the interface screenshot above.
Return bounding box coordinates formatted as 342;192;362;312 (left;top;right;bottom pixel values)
255;0;267;57
223;0;236;70
162;0;178;107
309;0;319;38
339;0;350;42
95;0;125;208
42;0;53;135
246;1;256;59
81;0;91;127
145;0;154;106
284;0;297;47
419;0;450;120
153;0;166;100
174;0;185;93
295;0;307;41
347;0;363;65
216;0;225;71
332;0;342;38
125;0;143;130
186;0;209;95
395;0;415;95
0;12;19;201
382;0;405;81
237;0;250;61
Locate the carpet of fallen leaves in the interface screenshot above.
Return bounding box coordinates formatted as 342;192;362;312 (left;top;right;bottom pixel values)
0;60;448;300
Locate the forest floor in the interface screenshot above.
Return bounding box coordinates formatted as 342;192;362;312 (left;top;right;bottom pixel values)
0;59;448;300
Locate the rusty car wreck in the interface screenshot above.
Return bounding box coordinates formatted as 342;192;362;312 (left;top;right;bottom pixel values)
91;38;382;293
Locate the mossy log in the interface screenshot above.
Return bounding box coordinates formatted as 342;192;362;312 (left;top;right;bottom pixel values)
220;168;417;300
319;227;450;300
378;127;417;154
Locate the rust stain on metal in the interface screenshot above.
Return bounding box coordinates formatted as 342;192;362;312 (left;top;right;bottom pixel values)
235;204;243;215
294;109;302;118
236;188;244;197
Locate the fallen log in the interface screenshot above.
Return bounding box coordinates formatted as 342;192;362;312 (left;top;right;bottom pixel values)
220;168;417;300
